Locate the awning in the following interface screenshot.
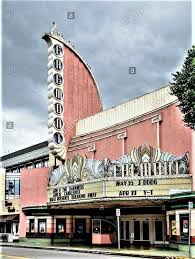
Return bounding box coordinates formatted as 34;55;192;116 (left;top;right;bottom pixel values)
0;215;19;222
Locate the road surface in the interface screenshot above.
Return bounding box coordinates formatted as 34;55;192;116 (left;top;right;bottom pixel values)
0;247;149;259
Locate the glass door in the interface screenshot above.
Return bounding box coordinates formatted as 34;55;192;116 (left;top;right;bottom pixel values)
155;220;163;241
142;221;149;240
134;221;140;240
120;221;130;241
133;220;150;242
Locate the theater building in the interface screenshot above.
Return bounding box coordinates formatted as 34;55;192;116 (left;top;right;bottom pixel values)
17;25;195;254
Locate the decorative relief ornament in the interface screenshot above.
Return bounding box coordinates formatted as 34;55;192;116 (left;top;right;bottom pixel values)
82;169;92;181
49;165;66;186
66;155;87;183
49;144;189;186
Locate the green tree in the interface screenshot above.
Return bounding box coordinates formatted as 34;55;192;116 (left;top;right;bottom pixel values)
170;45;195;130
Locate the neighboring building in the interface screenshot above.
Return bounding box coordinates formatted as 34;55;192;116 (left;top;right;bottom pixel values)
0;141;49;241
2;24;195;256
166;191;195;254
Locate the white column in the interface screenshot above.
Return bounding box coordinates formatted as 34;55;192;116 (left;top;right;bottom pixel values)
121;164;124;178
122;138;125;156
144;163;147;176
169;162;172;175
140;164;143;177
156;121;160;148
153;163;156;176
148;163;151;176
175;161;179;175
176;211;180;237
164;162;167;176
159;162;162;176
114;164;116;178
130;164;134;177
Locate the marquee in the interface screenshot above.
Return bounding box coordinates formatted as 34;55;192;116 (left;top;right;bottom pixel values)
48;144;191;204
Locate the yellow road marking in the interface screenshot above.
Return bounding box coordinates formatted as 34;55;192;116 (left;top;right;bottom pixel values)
0;253;31;259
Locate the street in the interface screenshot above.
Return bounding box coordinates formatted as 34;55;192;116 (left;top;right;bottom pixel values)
0;247;149;259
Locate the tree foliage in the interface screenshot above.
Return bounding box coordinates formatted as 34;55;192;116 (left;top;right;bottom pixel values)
170;45;195;130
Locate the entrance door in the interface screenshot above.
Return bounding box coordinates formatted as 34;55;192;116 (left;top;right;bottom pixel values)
134;221;140;241
142;221;149;241
133;220;150;244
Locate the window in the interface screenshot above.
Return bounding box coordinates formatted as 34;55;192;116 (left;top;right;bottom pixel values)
54;103;63;115
53;44;63;56
53;59;63;71
101;220;113;234
53;132;63;144
53;117;63;130
180;214;189;242
5;178;20;197
53;88;63;100
14;180;20;195
6;179;14;195
92;220;100;234
53;73;63;86
29;219;35;233
75;219;86;234
169;215;176;241
56;218;66;234
38;219;46;235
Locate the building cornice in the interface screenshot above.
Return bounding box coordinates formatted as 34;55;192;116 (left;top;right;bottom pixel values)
0;141;48;163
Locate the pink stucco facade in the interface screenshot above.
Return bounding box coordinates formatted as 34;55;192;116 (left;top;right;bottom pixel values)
67;103;195;188
62;44;102;146
19;167;49;237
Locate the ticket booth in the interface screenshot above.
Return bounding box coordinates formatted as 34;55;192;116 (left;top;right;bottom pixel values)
92;219;117;245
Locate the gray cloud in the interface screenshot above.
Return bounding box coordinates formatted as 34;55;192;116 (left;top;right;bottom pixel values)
2;1;192;154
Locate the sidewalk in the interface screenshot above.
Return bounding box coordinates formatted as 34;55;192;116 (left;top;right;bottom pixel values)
0;242;194;259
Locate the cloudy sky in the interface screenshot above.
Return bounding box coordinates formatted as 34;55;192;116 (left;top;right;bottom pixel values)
1;0;193;156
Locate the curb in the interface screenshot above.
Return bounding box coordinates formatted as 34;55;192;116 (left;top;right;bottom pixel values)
0;243;185;259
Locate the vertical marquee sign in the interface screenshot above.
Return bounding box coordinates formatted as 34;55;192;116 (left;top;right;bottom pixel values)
43;23;66;161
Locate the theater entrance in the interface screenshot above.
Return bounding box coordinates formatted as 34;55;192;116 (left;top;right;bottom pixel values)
120;215;165;246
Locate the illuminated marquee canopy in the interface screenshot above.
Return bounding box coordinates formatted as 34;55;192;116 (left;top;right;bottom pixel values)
48;144;191;204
